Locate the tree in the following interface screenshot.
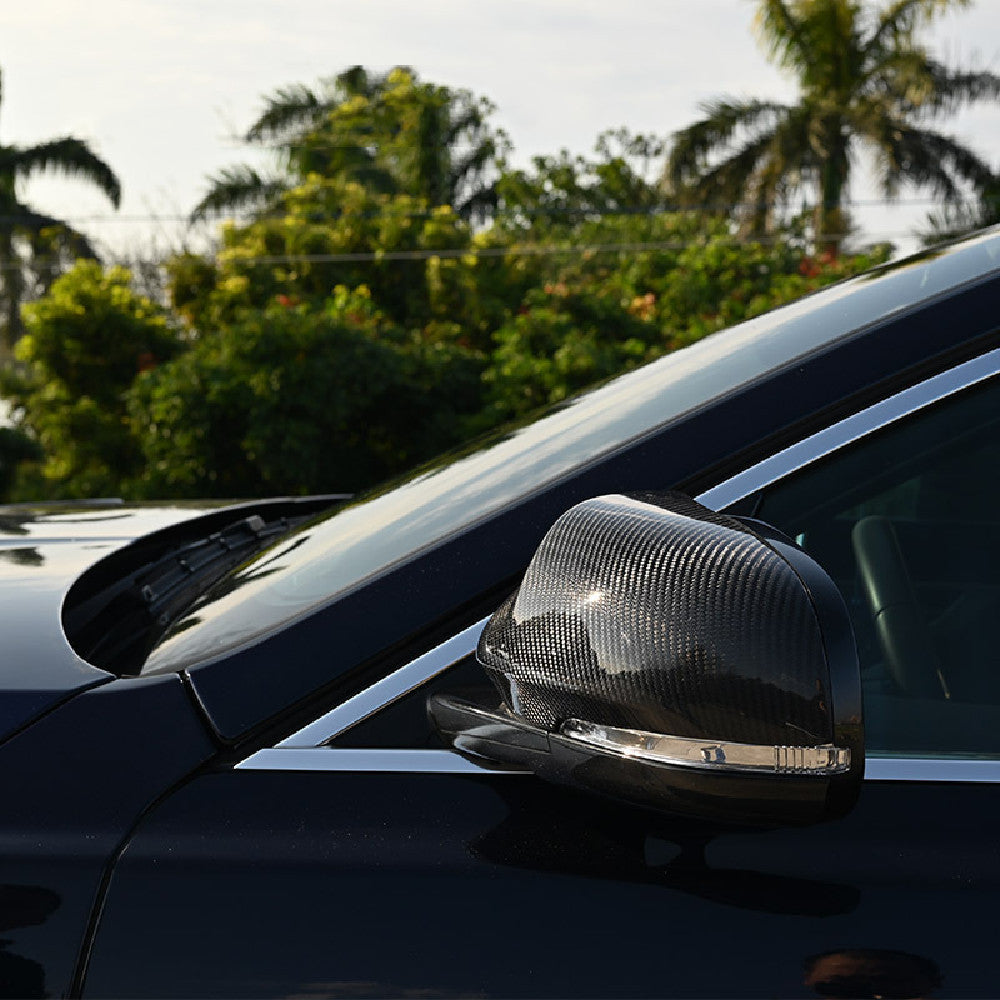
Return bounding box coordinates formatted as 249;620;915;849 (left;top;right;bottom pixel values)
1;262;180;499
496;129;667;229
478;214;890;425
176;176;494;341
192;66;507;225
129;287;483;498
481;284;657;422
0;68;121;348
665;0;1000;251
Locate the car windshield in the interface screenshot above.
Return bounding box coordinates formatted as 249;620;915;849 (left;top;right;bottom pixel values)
143;230;1000;673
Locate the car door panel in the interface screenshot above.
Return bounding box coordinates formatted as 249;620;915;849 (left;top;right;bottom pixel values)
0;675;216;999
82;768;1000;998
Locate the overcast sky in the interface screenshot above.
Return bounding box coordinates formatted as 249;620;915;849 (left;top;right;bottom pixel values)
3;0;1000;260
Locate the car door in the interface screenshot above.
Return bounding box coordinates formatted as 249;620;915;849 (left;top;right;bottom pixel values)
81;350;1000;999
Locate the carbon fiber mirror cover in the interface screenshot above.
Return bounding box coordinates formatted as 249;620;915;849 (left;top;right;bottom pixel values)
477;492;861;770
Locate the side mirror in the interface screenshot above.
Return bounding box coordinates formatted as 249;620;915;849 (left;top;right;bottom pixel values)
430;493;862;827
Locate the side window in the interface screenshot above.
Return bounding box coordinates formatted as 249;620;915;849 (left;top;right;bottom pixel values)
332;653;494;749
755;374;1000;758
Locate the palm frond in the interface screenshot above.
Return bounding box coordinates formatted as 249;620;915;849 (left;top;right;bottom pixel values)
869;118;993;201
754;0;811;73
914;58;1000;115
442;97;494;148
693;129;784;212
10;138;121;207
11;206;99;259
919;177;1000;245
705;105;813;226
800;0;865;97
863;47;937;111
190;167;287;221
0;205;100;347
665;99;790;193
333;65;377;100
867;0;969;54
455;184;499;226
450;139;499;201
244;85;324;144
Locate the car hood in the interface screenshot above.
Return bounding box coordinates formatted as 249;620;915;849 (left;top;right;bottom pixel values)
0;501;243;743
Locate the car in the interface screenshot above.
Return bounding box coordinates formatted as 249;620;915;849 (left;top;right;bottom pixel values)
3;227;1000;999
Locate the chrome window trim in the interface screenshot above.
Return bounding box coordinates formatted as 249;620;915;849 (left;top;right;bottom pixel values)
273;616;491;749
864;759;1000;783
237;748;1000;782
698;347;1000;510
237;748;524;774
240;349;1000;783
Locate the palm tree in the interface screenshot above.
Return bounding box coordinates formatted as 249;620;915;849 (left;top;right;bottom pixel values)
665;0;1000;252
192;66;507;225
0;68;121;349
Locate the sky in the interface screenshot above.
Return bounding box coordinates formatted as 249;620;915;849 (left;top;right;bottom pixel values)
3;0;1000;261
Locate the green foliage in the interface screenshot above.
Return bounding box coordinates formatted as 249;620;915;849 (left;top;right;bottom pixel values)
1;65;901;505
496;129;667;229
481;285;655;422
2;261;180;498
479;212;890;422
161;110;890;499
130;287;483;498
0;426;41;498
180;180;472;328
175;175;528;356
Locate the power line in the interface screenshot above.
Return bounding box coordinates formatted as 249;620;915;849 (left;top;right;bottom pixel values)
197;235;893;266
0;230;926;275
0;196;978;227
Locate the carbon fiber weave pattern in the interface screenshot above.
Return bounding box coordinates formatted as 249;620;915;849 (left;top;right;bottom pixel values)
478;493;833;745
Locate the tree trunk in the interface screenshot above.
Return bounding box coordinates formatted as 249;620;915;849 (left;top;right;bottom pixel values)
815;123;849;258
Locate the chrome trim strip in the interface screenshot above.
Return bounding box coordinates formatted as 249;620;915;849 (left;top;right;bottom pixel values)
237;748;525;774
275;616;489;748
698;348;1000;510
865;758;1000;783
238;747;1000;781
560;719;850;774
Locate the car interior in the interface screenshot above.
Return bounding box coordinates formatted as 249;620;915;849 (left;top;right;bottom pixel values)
757;373;1000;757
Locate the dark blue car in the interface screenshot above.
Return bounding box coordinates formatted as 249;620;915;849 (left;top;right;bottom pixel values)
3;228;1000;998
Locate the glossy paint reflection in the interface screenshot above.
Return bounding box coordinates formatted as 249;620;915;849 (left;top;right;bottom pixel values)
803;949;943;999
0;674;217;998
0;885;59;999
468;780;861;918
85;769;995;997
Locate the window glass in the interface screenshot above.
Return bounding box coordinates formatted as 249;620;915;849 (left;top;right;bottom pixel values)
756;374;1000;758
330;654;495;748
